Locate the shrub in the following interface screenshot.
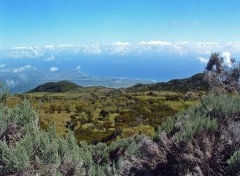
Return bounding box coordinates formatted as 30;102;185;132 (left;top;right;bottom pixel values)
10;100;39;128
158;93;240;142
0;104;9;134
198;93;240;119
0;141;30;173
119;125;155;139
228;149;240;173
174;115;218;143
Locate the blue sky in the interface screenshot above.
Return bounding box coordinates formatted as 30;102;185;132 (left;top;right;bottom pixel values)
0;0;239;48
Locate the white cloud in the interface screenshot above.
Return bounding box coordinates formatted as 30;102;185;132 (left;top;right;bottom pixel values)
111;42;131;54
75;65;88;76
0;47;43;59
1;41;240;58
222;51;232;67
45;55;55;61
197;57;209;64
0;64;32;73
50;67;58;72
113;42;130;46
44;45;55;49
140;41;172;46
13;65;36;73
58;44;75;48
81;44;102;54
76;65;81;70
12;47;28;50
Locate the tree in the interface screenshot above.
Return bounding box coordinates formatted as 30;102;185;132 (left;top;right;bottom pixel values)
205;53;240;94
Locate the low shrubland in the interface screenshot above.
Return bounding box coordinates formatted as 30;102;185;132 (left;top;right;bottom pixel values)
1;90;240;175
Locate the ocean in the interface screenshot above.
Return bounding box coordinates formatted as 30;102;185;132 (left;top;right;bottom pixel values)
0;54;206;93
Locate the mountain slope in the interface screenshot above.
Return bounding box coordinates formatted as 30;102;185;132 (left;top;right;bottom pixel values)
27;80;80;93
27;73;209;94
127;73;209;92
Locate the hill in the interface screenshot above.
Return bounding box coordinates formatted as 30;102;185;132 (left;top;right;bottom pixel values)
27;80;81;93
27;73;209;94
127;73;209;92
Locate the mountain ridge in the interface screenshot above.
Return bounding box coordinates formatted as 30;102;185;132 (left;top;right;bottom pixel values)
126;73;209;93
27;73;209;93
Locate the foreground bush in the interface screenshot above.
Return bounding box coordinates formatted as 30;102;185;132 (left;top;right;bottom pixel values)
1;90;240;175
0;94;144;175
121;93;240;175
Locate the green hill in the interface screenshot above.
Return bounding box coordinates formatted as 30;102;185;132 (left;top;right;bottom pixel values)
27;73;209;94
127;73;209;92
27;80;81;93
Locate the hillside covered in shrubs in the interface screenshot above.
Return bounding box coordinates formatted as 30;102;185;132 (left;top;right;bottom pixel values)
1;90;240;175
126;73;209;93
8;82;198;144
27;81;81;93
1;53;240;175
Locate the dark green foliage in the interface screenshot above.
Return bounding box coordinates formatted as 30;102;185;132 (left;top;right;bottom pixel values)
100;109;109;118
115;99;175;129
228;149;240;173
27;80;81;93
127;73;210;93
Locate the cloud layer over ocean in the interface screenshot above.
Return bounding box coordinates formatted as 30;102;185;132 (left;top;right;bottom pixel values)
1;41;240;59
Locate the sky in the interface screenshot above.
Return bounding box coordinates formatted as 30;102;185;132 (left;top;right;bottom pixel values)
0;0;240;48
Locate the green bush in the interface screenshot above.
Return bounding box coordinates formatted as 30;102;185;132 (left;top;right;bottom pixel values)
174;115;218;143
0;141;30;173
158;93;240;143
10;100;39;128
0;104;9;133
119;125;155;139
228;149;240;173
198;93;240;119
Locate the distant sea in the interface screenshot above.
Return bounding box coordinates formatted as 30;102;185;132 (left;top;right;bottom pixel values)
0;54;206;93
72;55;205;81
